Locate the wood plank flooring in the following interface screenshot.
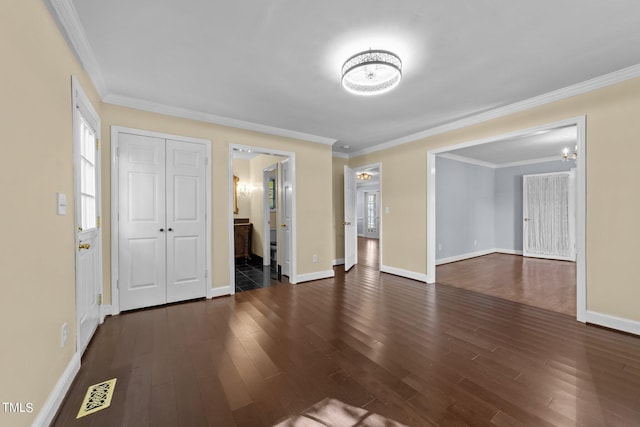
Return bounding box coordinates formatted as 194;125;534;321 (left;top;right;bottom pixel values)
53;240;640;426
436;254;576;316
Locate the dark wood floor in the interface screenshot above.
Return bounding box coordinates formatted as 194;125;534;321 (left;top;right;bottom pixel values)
53;240;640;426
437;254;576;316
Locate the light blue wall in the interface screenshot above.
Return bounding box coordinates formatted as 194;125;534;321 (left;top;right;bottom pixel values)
436;157;574;261
436;156;495;260
495;160;573;251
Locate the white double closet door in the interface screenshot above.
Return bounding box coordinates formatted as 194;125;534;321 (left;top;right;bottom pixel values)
118;133;207;311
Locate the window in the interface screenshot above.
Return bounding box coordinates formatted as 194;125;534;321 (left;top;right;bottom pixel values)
78;111;97;230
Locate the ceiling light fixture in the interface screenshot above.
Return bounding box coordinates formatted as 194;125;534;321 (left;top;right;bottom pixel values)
357;172;372;180
341;49;402;96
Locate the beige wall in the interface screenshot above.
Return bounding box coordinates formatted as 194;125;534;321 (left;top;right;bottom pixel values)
101;103;334;300
0;1;102;425
349;77;640;323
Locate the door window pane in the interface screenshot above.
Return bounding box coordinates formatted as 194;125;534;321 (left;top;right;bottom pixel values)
79;116;97;230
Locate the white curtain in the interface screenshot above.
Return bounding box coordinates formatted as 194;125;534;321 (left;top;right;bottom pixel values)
524;173;574;259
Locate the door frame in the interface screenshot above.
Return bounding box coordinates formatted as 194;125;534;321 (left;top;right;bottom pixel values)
426;116;586;322
72;76;103;353
110;126;212;315
229;145;297;290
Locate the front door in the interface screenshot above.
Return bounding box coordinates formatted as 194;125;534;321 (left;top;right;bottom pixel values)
364;191;379;238
73;81;101;355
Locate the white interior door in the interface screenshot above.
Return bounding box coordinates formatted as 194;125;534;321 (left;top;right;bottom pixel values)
523;171;576;261
74;85;101;354
281;159;292;277
364;191;380;238
166;139;207;303
344;165;357;271
118;134;167;311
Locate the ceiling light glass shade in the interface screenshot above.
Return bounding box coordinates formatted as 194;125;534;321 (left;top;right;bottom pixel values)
341;50;402;96
357;172;372;180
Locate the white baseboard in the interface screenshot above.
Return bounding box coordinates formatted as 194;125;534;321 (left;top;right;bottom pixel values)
495;248;524;255
208;286;231;299
436;249;495;266
100;304;113;321
436;248;525;265
31;352;81;427
585;310;640;336
296;270;335;283
380;265;427;283
332;258;345;266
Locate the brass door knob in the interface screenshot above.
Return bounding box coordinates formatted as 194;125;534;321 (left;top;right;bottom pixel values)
343;221;351;226
281;224;287;228
79;242;91;250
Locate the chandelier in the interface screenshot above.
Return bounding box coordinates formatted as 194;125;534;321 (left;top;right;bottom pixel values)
357;172;372;180
341;49;402;96
562;145;577;162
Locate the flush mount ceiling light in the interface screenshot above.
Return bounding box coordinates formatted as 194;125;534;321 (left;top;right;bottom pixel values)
341;49;402;96
357;172;372;180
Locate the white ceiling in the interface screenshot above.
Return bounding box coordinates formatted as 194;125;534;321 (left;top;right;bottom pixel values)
445;125;577;165
60;0;640;155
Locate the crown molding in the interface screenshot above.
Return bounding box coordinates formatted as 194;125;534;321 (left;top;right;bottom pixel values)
48;0;107;97
438;153;565;169
438;153;496;169
350;63;640;159
104;94;337;146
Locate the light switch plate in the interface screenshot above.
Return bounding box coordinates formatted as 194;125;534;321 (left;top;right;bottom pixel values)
57;192;67;215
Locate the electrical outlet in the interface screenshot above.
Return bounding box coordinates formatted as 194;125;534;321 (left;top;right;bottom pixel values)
312;254;318;263
61;322;68;347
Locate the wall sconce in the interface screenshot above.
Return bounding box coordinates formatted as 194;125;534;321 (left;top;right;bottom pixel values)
238;183;253;198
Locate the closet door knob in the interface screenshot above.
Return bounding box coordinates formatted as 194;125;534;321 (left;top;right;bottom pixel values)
168;228;173;232
160;228;165;232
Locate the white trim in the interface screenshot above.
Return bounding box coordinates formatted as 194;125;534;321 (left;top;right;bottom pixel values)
105;94;336;146
585;311;640;336
31;353;80;427
229;144;297;286
332;151;350;159
436;248;525;265
110;126;212;314
208;286;232;299
100;304;113;320
48;1;107;97
497;156;561;169
380;265;427;283
436;249;495;266
350;64;640;158
332;258;345;266
438;153;497;169
495;248;524;256
295;270;335;283
427;116;587;322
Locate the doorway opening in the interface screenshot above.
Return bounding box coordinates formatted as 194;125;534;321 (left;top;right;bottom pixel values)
230;146;296;293
427;117;586;320
345;163;382;271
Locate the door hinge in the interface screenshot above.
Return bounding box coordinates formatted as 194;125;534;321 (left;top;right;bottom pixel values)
116;279;119;289
205;157;209;166
97;294;102;305
205;269;208;278
95;138;100;150
116;147;120;157
96;216;101;228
